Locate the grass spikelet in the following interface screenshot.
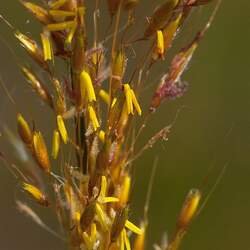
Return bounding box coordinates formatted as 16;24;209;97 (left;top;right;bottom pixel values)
33;131;51;173
20;1;51;24
22;182;50;206
17;113;33;145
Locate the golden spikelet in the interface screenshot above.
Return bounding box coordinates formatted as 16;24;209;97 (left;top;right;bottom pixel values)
33;131;51;173
17;113;32;145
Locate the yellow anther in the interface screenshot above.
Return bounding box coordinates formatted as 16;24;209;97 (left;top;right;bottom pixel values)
80;70;96;102
51;130;60;159
156;30;164;58
82;223;96;250
48;0;67;9
82;232;91;249
46;21;75;31
124;84;142;116
41;30;52;61
57;115;68;144
96;203;108;231
123;229;131;250
100;175;107;197
133;224;146;250
90;223;97;243
124;84;133;115
111;97;117;108
65;20;77;45
49;10;76;18
75;211;81;222
119;175;131;206
125;220;142;235
102;197;119;203
98;130;105;143
120;230;125;250
98;176;119;203
88;106;100;131
130;89;142;116
82;223;97;249
99;89;110;105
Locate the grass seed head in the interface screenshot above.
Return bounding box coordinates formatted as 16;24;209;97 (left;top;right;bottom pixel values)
33;131;51;173
17;113;33;145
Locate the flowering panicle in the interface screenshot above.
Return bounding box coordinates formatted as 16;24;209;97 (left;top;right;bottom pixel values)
0;0;221;249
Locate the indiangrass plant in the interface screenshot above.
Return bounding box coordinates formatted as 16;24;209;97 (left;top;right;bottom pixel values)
0;0;221;249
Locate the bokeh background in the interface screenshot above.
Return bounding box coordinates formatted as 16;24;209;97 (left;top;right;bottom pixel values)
0;1;250;250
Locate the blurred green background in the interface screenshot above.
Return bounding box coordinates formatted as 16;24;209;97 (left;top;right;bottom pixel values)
0;1;250;250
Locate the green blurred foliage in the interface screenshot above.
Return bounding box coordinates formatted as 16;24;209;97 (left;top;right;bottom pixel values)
0;1;249;250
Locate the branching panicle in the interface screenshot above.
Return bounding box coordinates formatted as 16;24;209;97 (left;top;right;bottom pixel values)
0;0;222;249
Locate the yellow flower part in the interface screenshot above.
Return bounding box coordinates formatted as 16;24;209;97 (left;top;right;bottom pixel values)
41;30;52;61
65;20;77;45
75;211;81;222
119;175;131;206
51;130;60;159
125;220;142;235
123;229;131;250
99;88;117;108
77;6;85;16
98;130;105;143
130;89;142;116
82;223;97;250
49;10;76;18
82;232;91;250
57;115;68;144
90;223;97;244
123;84;142;116
88;106;100;131
80;70;96;102
33;131;51;173
95;203;108;231
99;175;107;198
119;220;142;250
99;89;110;105
120;231;125;250
133;224;146;250
22;182;49;206
156;30;164;58
17;113;32;145
177;189;201;229
46;21;75;32
48;0;67;10
124;84;133;114
111;97;117;108
98;176;119;204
